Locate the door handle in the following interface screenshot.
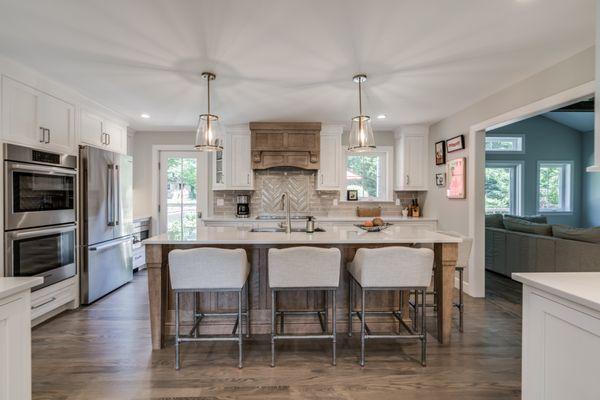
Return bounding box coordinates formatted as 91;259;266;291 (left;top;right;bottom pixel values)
247;173;250;185
39;127;45;143
32;297;56;310
114;165;120;226
89;236;132;251
45;128;51;143
107;165;114;226
197;211;202;219
107;133;111;145
320;174;324;184
101;133;105;144
406;175;410;185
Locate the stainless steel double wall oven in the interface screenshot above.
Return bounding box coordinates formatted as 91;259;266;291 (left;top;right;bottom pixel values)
4;144;77;290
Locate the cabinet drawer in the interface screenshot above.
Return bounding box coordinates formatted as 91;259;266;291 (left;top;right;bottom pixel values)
133;247;146;268
31;282;76;320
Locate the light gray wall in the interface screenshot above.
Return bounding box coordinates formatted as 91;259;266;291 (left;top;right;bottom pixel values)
487;116;583;227
131;131;195;217
582;130;600;227
425;46;594;235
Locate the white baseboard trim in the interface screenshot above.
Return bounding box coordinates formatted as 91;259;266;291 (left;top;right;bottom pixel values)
455;276;482;298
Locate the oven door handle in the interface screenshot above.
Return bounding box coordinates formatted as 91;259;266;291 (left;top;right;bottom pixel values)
9;163;77;176
89;236;132;252
9;225;76;239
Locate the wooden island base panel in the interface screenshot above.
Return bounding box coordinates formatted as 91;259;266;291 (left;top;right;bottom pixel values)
144;227;459;350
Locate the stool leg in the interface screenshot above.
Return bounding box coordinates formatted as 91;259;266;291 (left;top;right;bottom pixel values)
459;268;464;333
348;279;353;337
413;290;419;331
271;290;276;367
245;283;251;338
323;290;328;333
175;292;180;370
421;289;427;367
238;289;243;368
360;287;366;367
332;289;337;366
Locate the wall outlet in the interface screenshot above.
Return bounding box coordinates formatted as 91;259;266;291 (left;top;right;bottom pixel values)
216;198;224;207
333;198;338;207
395;197;401;206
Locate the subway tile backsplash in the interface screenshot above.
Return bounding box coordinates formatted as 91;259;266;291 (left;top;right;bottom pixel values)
212;170;426;217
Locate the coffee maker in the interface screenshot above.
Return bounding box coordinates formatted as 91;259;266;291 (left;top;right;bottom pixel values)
236;195;250;218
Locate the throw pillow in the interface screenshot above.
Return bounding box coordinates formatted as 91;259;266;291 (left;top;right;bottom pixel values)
503;216;552;236
485;214;505;229
552;225;600;243
504;214;548;224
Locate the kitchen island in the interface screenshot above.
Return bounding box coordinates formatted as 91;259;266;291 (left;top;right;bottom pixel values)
144;225;460;349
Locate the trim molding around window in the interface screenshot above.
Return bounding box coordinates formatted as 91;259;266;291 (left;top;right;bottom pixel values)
485;161;524;215
341;146;394;202
485;133;525;154
536;160;574;214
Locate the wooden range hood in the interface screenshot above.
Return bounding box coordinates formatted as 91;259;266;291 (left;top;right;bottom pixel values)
250;122;321;170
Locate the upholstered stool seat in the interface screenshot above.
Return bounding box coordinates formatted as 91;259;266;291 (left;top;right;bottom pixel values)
268;246;341;366
347;246;434;367
169;248;250;369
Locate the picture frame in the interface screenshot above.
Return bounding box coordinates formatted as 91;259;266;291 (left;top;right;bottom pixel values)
446;134;465;153
447;158;466;199
346;189;358;201
435;140;446;165
435;173;446;187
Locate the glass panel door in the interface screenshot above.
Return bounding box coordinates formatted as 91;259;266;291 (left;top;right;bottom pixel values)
159;151;204;239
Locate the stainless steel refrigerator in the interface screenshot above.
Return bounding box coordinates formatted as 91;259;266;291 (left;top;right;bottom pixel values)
80;146;133;304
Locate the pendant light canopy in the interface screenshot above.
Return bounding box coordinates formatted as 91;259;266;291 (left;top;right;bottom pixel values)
195;72;224;151
348;74;376;152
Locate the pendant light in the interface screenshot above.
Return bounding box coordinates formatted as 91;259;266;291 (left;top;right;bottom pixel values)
348;74;376;152
194;72;224;151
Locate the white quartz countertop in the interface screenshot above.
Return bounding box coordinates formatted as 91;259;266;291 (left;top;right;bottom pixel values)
144;225;460;245
0;277;43;301
512;272;600;313
203;216;438;222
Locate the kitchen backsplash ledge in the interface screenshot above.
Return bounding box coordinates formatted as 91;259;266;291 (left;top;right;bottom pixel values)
212;170;426;217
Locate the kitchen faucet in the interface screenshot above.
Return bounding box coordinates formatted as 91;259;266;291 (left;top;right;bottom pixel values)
280;193;292;234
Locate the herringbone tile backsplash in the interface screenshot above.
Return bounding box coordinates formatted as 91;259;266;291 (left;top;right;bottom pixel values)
213;170;425;217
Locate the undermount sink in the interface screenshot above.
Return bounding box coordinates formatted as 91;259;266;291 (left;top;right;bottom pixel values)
250;227;325;233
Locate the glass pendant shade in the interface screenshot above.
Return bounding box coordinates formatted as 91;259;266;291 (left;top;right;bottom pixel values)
348;115;375;152
194;113;223;151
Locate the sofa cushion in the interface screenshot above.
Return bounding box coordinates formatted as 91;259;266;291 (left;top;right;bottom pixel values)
552;225;600;244
485;213;505;229
504;214;548;224
503;216;552;236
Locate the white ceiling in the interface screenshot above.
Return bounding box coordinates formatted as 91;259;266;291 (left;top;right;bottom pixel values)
0;0;594;131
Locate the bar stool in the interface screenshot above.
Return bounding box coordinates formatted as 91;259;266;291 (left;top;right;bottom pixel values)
347;246;434;367
408;232;473;332
268;246;341;367
169;248;250;369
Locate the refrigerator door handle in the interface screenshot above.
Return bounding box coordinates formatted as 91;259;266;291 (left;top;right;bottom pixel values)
114;165;121;226
107;165;115;226
89;236;132;252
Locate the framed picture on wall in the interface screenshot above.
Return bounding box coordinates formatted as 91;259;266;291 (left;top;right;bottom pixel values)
435;173;446;187
347;190;358;201
447;158;466;199
435;141;446;165
446;135;465;153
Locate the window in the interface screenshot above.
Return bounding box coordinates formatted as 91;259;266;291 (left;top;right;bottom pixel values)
485;135;524;153
537;162;572;213
344;147;392;201
485;162;523;215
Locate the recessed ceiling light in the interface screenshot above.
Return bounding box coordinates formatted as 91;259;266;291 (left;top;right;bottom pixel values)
140;113;150;119
377;114;387;119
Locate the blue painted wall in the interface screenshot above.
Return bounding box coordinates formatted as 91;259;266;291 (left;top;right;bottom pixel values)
582;130;600;227
487;116;583;227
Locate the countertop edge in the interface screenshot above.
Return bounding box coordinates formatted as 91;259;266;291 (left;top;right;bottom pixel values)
0;277;44;301
512;272;600;313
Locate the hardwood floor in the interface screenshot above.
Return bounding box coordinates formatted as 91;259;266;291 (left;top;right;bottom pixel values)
32;271;522;400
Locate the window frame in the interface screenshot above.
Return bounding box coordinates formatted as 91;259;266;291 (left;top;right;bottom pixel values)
485;161;524;215
485;133;525;154
341;146;394;202
536;161;573;214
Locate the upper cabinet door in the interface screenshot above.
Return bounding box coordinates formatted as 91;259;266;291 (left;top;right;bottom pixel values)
80;109;105;147
316;128;342;191
37;93;75;153
1;76;75;154
1;76;44;146
103;119;126;154
394;127;429;191
229;132;253;189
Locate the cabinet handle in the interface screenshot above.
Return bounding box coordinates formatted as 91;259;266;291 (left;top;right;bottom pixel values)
320;174;324;184
45;128;51;144
32;297;56;310
39;127;45;143
107;133;111;145
247;173;250;185
101;133;105;144
406;175;410;185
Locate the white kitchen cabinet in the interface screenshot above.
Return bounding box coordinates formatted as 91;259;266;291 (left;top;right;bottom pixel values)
316;125;343;191
1;75;75;154
80;108;127;154
0;277;42;400
212;126;254;190
30;277;77;324
394;126;428;191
